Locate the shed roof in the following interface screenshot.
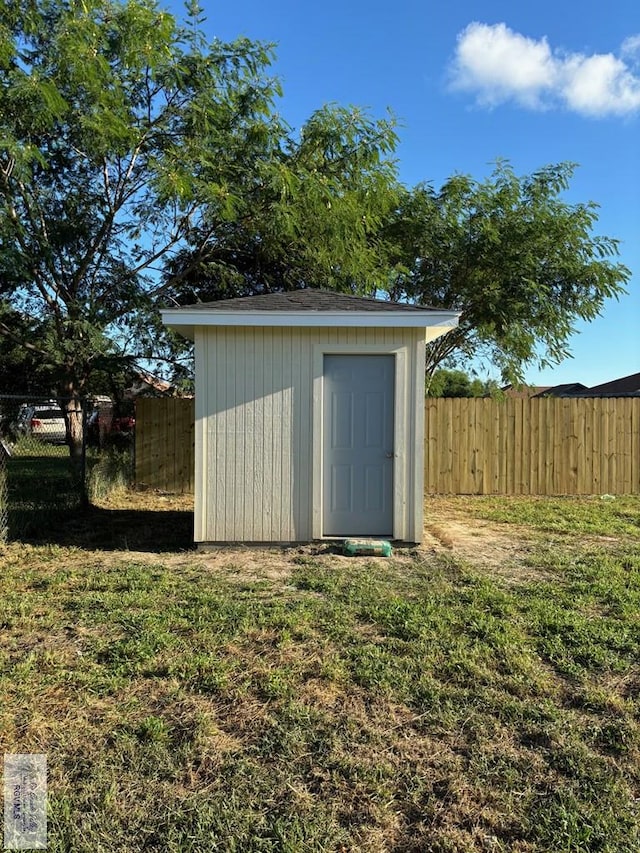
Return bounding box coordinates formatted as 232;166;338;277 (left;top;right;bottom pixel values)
161;289;460;339
177;290;443;313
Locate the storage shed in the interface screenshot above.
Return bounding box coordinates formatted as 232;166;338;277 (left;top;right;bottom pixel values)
161;290;459;544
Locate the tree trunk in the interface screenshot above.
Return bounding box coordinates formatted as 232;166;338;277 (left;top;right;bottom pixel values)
60;395;84;469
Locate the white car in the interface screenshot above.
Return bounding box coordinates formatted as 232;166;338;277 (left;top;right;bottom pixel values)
19;403;67;444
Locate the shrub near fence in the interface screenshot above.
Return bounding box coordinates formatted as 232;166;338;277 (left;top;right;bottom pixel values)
425;397;640;495
134;396;640;497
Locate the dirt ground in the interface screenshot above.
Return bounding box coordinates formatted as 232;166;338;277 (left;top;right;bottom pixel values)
89;489;553;586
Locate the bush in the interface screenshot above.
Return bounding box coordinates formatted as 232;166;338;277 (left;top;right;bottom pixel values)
88;448;133;501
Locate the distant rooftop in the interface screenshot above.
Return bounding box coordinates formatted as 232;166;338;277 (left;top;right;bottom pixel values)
533;383;589;398
585;372;640;396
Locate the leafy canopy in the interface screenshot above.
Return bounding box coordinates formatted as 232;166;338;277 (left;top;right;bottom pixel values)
383;162;629;383
426;369;493;398
0;0;284;406
0;0;631;420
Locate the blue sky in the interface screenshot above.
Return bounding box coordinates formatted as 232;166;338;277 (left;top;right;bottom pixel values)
178;0;638;387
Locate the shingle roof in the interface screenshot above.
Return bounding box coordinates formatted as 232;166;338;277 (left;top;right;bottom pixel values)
174;289;441;313
532;383;589;398
585;372;640;395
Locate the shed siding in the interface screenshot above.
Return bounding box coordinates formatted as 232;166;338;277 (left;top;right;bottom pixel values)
196;326;425;542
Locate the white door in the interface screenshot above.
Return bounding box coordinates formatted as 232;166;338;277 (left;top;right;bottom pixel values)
323;354;394;536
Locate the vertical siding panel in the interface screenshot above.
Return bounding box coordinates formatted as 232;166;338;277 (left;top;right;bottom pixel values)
292;328;306;539
301;328;314;538
412;330;426;540
243;329;256;539
268;331;281;538
281;330;293;539
208;330;220;538
254;329;266;539
280;329;292;540
235;330;247;539
195;327;207;540
222;329;234;537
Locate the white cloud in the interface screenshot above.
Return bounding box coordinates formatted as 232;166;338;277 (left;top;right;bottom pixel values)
621;34;640;61
450;22;640;118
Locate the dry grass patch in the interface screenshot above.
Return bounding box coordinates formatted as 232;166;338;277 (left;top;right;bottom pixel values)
1;492;640;851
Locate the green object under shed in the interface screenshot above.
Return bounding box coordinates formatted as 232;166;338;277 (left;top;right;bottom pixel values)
343;539;392;557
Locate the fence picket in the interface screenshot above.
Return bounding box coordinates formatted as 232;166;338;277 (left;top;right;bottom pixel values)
423;397;640;495
134;397;640;496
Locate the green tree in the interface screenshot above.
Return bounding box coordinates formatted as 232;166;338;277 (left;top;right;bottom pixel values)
0;0;282;459
0;304;55;394
383;162;630;385
0;0;403;458
1;1;631;450
426;368;489;398
161;103;400;303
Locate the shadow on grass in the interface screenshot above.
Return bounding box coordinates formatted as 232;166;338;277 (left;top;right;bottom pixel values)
6;451;194;552
8;505;194;552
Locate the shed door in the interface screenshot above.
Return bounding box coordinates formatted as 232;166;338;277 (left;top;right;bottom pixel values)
323;355;394;536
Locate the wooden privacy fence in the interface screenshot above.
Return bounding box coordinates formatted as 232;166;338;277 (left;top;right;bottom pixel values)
425;397;640;495
135;396;640;496
135;398;195;493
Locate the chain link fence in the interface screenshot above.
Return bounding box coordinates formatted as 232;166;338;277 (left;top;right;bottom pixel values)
0;394;134;543
0;435;9;543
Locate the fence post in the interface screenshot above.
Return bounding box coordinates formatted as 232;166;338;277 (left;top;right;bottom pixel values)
0;438;10;543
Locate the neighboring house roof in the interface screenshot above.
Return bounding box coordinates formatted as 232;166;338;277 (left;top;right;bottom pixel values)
161;289;460;339
124;370;173;399
582;372;640;396
499;384;552;399
532;383;589;398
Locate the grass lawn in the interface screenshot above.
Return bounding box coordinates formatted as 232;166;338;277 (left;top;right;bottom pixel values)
1;493;639;852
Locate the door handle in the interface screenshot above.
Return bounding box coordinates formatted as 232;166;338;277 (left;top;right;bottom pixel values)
385;452;395;458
